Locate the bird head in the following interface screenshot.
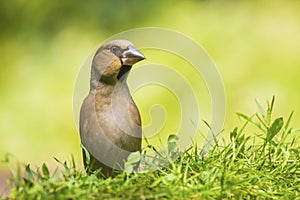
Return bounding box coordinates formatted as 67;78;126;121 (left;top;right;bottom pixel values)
91;40;145;85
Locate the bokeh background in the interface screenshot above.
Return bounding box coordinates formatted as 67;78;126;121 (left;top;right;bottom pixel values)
1;0;300;192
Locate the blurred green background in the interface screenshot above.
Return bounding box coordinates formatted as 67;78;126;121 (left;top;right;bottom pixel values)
1;0;300;179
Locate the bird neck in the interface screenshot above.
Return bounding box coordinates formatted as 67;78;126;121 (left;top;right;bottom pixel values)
90;77;128;94
117;65;132;80
89;81;130;99
89;66;130;92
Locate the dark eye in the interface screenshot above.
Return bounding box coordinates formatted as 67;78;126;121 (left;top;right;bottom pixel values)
110;46;121;54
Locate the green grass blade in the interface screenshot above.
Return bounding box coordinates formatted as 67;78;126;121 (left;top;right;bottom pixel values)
267;117;284;142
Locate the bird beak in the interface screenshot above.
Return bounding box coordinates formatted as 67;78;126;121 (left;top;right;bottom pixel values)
121;45;145;66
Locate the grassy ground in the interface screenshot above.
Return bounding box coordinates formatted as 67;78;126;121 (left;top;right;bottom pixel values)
2;98;299;199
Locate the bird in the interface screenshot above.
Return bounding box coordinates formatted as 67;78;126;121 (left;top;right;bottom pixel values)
79;40;145;177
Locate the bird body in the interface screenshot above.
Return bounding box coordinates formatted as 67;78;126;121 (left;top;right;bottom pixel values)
79;40;145;176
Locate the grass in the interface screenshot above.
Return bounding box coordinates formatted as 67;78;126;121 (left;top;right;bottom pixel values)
2;97;300;200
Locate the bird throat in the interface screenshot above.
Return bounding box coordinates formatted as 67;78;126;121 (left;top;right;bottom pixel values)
117;65;132;80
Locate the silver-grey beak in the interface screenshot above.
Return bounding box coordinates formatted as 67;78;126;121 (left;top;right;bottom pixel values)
121;45;145;66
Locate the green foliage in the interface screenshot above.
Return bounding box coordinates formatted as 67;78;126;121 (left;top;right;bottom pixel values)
0;0;160;38
2;98;300;199
124;151;141;174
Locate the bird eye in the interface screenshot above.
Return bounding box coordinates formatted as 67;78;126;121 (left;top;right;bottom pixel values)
110;46;120;54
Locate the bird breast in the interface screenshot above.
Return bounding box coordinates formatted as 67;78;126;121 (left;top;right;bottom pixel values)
93;83;142;149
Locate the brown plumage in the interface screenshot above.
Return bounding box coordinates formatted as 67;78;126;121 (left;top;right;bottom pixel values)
79;40;145;177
